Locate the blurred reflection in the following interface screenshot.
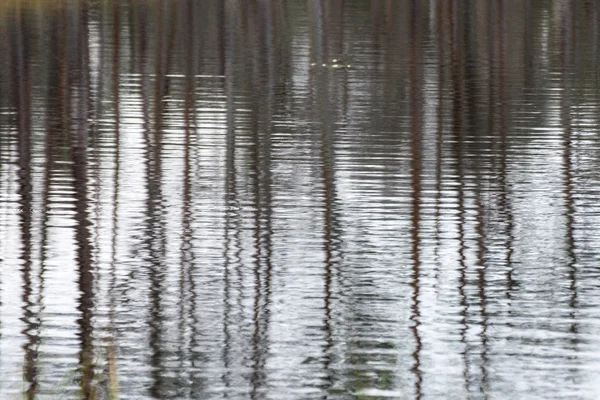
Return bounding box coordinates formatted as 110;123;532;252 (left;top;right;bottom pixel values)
2;0;600;399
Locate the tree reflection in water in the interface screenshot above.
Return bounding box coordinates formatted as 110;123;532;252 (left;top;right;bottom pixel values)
1;1;600;398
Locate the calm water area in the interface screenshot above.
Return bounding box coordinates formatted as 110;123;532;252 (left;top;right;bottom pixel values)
2;0;600;398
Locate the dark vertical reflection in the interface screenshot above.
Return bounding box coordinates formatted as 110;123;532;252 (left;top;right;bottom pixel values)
144;1;172;396
13;3;38;397
309;0;325;66
408;1;423;398
69;1;96;397
249;6;264;395
496;0;515;304
179;1;199;396
559;0;578;337
248;4;275;396
107;1;121;395
314;17;344;398
433;0;445;294
448;0;471;394
41;5;70;394
474;179;489;397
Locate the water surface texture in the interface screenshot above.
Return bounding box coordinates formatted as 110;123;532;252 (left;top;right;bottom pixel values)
2;0;600;398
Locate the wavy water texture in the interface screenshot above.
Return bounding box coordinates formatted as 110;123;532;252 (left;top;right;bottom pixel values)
1;1;600;399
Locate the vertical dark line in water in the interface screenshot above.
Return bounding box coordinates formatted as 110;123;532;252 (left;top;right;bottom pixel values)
523;0;535;88
249;139;264;398
37;13;67;397
49;7;75;396
559;1;578;338
249;53;263;400
145;1;171;396
474;131;490;400
137;10;153;392
495;0;515;309
261;2;274;374
129;0;141;74
448;0;471;394
88;2;101;251
219;0;226;76
464;3;490;396
106;2;121;395
249;7;264;395
474;189;489;398
259;118;274;400
487;1;496;180
313;1;345;395
249;5;274;396
13;4;38;398
370;0;380;52
432;0;445;295
334;0;345;58
317;16;339;396
221;87;234;395
474;1;504;397
408;1;423;398
69;1;96;397
309;0;325;65
320;121;336;396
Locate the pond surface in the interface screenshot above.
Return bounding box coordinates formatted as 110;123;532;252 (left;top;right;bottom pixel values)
2;0;600;398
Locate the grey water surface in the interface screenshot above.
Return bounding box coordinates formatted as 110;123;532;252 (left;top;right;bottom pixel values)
2;0;600;399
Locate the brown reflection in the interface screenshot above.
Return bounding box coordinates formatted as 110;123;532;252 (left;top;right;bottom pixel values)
433;0;446;294
447;0;472;394
13;3;39;397
67;1;97;397
38;5;67;395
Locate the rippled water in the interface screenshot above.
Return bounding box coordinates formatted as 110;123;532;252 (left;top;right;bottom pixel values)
2;0;600;399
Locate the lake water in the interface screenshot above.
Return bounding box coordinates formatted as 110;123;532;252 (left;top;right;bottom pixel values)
2;0;600;398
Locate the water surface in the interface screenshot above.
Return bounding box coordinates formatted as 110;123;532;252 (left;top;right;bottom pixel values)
2;0;600;398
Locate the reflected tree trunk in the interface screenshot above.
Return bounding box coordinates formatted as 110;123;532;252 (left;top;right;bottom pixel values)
13;3;39;398
70;1;96;396
408;1;423;398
